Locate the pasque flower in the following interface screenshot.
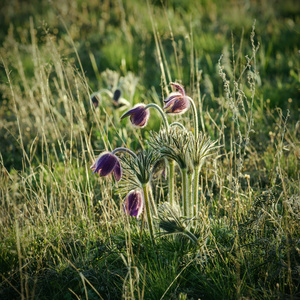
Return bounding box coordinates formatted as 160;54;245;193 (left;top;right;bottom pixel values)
163;82;191;115
123;190;144;218
120;104;150;128
91;152;122;181
90;93;101;108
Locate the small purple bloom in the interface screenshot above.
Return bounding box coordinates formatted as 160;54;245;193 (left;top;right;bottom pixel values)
163;82;191;115
123;190;144;219
91;152;122;181
120;104;150;128
91;94;100;108
112;89;122;106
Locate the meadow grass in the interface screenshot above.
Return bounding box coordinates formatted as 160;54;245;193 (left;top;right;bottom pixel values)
0;0;299;299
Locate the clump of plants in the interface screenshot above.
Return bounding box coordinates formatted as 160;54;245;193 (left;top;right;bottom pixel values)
90;81;219;246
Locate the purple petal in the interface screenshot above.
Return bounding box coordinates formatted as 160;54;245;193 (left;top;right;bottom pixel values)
163;96;180;110
164;92;182;103
113;89;121;101
123;190;144;219
92;153;118;176
113;160;122;181
120;105;143;120
170;82;185;96
170;98;190;114
131;108;150;127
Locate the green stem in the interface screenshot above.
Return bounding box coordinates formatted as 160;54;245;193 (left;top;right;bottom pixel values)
181;168;189;217
193;165;201;225
184;229;199;244
188;171;194;221
145;103;169;129
168;160;175;207
112;147;138;159
148;185;158;218
142;183;155;245
188;97;199;141
170;122;185;130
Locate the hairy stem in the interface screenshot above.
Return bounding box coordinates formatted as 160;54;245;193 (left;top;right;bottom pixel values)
148;184;158;218
145;103;169;129
142;183;155;245
112;147;138;159
188;171;194;221
168;159;175;207
188;97;199;141
170;122;185;130
193;165;201;225
181;168;189;217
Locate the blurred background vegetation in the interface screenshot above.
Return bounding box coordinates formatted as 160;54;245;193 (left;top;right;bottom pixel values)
0;0;299;170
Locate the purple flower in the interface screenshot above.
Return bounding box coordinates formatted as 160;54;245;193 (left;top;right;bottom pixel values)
90;152;122;181
120;104;150;128
163;82;191;115
90;94;100;108
123;190;144;219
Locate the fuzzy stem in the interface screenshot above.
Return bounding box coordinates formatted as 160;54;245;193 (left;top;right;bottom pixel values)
193;165;201;225
145;103;169;129
142;183;155;245
112;147;138;159
170;122;185;129
188;171;194;221
148;185;158;217
168;160;175;207
188;97;199;141
184;229;199;244
181;168;189;217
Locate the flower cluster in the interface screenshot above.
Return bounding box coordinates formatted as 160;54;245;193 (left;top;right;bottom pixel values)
90;82;218;244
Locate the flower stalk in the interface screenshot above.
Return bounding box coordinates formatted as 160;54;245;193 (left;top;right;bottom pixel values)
168;160;175;207
142;183;155;245
144;103;169;129
193;164;201;223
181;168;189;217
148;185;158;217
112;147;138;159
188;171;194;221
188;97;199;142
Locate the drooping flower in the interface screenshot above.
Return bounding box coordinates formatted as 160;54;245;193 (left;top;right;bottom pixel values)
163;82;191;115
90;93;101;108
91;152;122;181
120;104;150;128
123;190;144;218
112;89;130;110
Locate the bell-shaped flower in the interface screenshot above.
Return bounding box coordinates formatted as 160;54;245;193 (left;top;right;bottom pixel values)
91;152;122;181
112;89;130;111
123;190;144;219
120;104;150;128
90;93;101;108
163;82;191;115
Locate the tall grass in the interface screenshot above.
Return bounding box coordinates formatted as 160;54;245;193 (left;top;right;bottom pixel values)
1;0;299;299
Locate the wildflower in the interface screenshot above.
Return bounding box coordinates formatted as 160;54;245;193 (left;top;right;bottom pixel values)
163;82;191;115
112;89;121;105
120;104;150;128
123;190;144;218
112;89;130;110
91;152;122;181
90;93;101;108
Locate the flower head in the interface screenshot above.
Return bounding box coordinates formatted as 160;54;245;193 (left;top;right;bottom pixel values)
163;82;191;115
91;152;122;181
90;93;101;108
123;190;144;218
120;104;150;128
